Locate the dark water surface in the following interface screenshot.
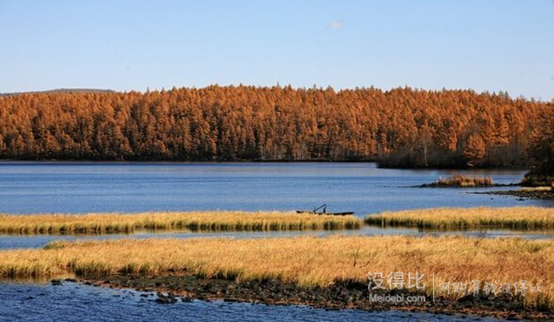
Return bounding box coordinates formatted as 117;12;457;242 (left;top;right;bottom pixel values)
0;162;549;321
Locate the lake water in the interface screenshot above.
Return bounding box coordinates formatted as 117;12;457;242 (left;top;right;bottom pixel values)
0;162;550;322
0;281;504;322
0;162;551;215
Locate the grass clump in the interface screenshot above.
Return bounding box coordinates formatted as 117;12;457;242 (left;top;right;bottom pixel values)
0;211;361;235
522;171;554;187
365;207;554;230
520;187;553;192
0;235;553;310
427;175;494;187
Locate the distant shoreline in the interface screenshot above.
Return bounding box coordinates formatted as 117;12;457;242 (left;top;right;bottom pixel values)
475;189;554;201
0;159;531;172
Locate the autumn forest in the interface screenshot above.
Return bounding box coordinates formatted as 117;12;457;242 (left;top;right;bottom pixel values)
0;86;552;171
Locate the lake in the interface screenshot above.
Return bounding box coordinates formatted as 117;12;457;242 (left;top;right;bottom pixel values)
0;162;550;322
0;162;551;215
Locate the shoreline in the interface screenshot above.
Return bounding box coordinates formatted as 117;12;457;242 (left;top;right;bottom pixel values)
413;183;519;188
72;274;552;320
475;190;554;201
2;235;553;319
0;159;531;171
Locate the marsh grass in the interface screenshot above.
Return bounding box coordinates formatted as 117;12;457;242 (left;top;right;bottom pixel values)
0;235;553;310
0;211;361;235
365;207;554;230
520;186;553;192
429;175;494;187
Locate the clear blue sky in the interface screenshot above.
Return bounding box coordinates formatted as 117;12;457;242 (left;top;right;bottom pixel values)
0;0;553;100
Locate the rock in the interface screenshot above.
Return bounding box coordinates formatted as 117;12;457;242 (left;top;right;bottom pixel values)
224;298;239;303
64;278;77;283
50;279;63;286
155;297;178;304
181;297;193;302
155;293;178;304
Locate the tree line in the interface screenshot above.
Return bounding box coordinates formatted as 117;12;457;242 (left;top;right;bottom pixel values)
524;108;554;184
0;85;552;169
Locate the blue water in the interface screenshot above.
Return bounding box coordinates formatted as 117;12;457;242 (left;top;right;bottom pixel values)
0;162;551;215
3;227;554;251
0;162;548;321
0;282;506;322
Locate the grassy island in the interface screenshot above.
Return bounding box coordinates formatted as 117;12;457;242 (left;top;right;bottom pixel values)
419;175;495;188
0;235;552;316
365;207;554;230
0;211;361;234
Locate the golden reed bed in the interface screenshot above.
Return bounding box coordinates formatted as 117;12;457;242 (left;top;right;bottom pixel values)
0;235;552;310
0;211;361;234
430;175;494;187
365;207;554;230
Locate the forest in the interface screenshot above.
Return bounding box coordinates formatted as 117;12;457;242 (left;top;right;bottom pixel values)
0;85;552;170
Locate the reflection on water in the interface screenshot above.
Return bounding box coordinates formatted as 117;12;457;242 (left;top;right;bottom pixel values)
0;282;507;322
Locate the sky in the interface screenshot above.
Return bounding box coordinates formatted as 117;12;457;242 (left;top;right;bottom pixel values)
0;0;553;100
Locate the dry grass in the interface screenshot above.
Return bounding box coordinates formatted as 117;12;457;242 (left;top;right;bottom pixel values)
0;235;552;309
429;175;494;187
520;186;553;192
365;207;554;230
0;211;361;234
